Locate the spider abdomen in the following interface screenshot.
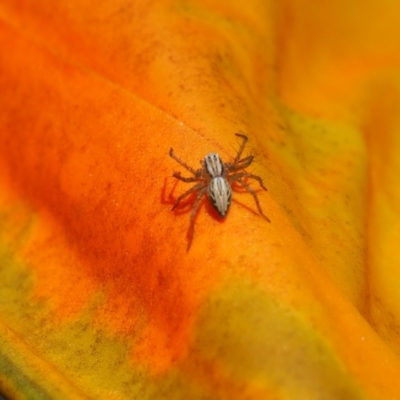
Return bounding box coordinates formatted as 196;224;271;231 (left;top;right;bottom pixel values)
208;177;232;217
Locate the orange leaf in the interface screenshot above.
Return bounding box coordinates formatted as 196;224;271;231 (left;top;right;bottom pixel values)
1;0;400;399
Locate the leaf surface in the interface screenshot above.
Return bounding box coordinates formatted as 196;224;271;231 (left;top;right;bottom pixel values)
1;0;400;399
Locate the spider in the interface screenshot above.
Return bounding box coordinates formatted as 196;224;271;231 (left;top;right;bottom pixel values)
169;133;270;246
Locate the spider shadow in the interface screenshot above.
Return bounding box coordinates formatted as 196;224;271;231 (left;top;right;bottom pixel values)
161;175;267;249
162;177;230;250
230;180;268;218
161;176;194;214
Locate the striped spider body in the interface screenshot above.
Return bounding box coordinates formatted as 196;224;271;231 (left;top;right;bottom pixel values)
169;133;269;247
203;153;232;216
207;176;232;217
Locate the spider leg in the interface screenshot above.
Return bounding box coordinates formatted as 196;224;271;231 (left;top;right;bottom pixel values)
232;133;248;167
229;155;254;172
172;182;207;210
235;178;270;222
173;172;202;183
229;171;268;191
187;187;208;250
169;148;198;175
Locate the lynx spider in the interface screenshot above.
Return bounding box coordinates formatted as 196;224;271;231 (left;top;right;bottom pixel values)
169;133;270;246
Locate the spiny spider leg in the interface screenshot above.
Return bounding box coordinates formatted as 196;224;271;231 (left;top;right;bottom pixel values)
230;155;254;172
172;182;207;210
173;172;203;183
232;133;248;167
187;187;208;249
169;148;198;175
236;178;270;222
229;171;268;191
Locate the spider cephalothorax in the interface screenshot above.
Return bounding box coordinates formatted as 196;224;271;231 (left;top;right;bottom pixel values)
169;133;270;246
